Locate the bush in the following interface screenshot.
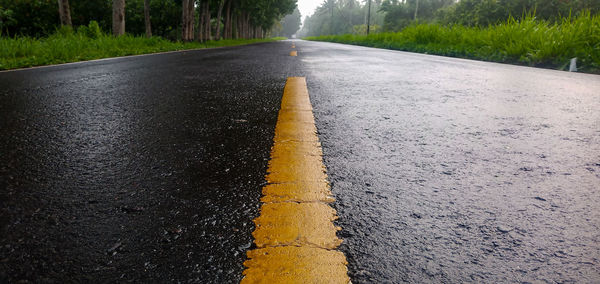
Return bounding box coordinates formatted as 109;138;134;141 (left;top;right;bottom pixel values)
305;12;600;73
0;30;284;70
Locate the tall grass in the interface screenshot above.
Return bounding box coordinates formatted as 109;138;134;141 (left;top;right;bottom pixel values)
305;12;600;73
0;22;285;70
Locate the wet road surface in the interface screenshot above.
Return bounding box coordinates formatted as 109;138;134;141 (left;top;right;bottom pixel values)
1;40;600;283
301;41;600;283
1;42;300;282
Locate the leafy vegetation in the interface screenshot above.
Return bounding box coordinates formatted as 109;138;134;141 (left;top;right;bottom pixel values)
298;0;386;37
436;0;600;27
299;0;600;36
273;7;301;38
306;12;600;73
0;0;296;69
0;0;296;40
0;22;285;70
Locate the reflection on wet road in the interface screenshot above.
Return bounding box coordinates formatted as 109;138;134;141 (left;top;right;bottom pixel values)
0;42;300;282
1;39;599;283
303;41;600;282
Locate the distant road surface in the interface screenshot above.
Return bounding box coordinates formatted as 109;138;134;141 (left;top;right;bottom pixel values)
1;40;599;283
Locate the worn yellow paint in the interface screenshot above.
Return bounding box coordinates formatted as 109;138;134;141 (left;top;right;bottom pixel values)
244;247;348;284
290;50;298;56
241;77;349;284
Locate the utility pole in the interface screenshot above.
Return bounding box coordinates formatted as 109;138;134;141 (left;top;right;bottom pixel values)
366;0;372;35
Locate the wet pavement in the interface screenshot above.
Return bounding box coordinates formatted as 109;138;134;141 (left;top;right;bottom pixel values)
0;42;300;282
301;41;600;283
1;40;600;283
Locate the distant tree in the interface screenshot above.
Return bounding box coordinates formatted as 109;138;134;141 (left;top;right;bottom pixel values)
379;0;454;31
0;0;57;37
144;0;151;37
113;0;126;36
181;0;194;41
215;0;226;40
279;6;301;37
0;0;298;39
0;8;17;35
57;0;72;27
298;0;385;37
436;0;600;26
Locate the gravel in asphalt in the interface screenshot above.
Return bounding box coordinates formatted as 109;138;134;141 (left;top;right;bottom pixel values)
1;40;599;283
302;41;600;283
1;41;301;283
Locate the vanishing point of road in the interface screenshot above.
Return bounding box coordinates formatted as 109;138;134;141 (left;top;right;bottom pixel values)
1;40;599;283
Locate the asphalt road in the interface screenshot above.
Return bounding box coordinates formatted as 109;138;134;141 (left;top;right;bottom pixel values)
1;40;600;283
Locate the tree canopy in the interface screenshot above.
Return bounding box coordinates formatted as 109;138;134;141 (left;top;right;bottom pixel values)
0;0;297;40
298;0;386;37
298;0;600;36
275;6;301;37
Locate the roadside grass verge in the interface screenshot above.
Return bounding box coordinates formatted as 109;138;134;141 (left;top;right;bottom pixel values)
305;12;600;73
0;23;285;70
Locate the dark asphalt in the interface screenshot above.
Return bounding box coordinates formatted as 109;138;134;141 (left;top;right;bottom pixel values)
1;40;600;283
1;42;301;282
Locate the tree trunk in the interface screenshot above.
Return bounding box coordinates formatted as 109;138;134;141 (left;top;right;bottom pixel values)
188;0;195;41
144;0;151;37
182;0;189;41
240;12;246;39
112;0;126;36
57;0;72;27
182;0;195;41
366;0;371;35
224;0;232;39
204;1;211;41
244;13;250;39
197;1;204;42
414;0;419;20
215;0;225;40
235;14;240;39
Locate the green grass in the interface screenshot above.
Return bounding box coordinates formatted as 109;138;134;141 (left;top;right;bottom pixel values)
305;12;600;73
0;25;286;70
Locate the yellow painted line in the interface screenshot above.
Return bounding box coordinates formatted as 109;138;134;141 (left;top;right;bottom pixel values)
241;77;349;283
290;51;298;56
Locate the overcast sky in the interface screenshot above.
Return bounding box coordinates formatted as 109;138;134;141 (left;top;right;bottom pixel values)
297;0;323;21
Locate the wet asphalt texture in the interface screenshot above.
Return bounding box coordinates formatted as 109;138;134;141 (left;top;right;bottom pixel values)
1;42;300;282
1;40;599;283
302;42;600;283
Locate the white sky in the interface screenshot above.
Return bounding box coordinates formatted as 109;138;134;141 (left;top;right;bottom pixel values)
297;0;324;21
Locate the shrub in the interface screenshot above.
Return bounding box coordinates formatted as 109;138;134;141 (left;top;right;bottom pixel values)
305;12;600;73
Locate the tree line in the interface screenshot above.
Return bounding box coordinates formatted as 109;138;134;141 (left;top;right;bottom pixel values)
299;0;386;37
299;0;600;36
0;0;296;40
272;6;301;38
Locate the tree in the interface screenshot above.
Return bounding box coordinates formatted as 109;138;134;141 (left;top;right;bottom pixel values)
215;0;226;40
113;0;126;36
1;0;300;39
224;0;233;39
279;7;301;37
181;0;194;41
57;0;72;27
144;0;151;37
299;0;384;37
378;0;453;31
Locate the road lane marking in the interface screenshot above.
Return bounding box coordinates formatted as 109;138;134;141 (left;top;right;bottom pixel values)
241;77;349;283
290;51;298;56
